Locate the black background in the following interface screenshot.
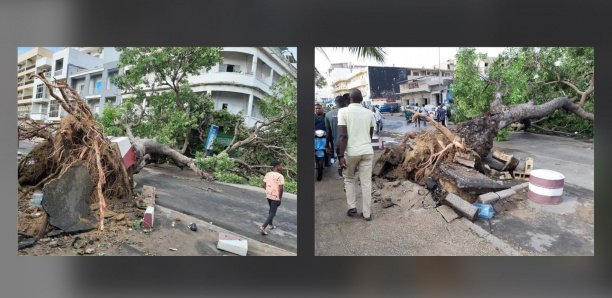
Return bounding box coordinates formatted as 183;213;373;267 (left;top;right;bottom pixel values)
1;0;611;297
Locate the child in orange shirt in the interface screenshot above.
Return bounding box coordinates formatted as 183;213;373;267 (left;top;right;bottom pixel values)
260;161;285;235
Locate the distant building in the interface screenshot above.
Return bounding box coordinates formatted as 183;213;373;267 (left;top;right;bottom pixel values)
397;77;453;107
477;56;496;76
332;66;409;107
30;47;107;121
17;48;54;118
181;47;297;127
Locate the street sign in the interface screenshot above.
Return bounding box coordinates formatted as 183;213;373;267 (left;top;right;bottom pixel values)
204;124;219;156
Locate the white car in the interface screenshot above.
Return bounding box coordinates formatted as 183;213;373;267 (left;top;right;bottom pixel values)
422;104;438;118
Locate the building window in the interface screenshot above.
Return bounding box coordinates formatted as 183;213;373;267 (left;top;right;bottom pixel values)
35;84;47;99
95;80;103;94
49;101;59;117
107;72;118;89
77;83;85;95
220;64;240;73
222;103;228;110
54;59;63;75
41;103;48;114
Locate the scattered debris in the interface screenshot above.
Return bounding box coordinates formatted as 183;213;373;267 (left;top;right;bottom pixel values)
188;223;197;232
473;202;495;219
169;248;178;251
217;232;248;256
85;248;95;255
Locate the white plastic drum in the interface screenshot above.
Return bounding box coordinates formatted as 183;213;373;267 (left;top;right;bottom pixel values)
528;169;565;205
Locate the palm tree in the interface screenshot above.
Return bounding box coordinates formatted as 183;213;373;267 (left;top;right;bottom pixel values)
344;47;386;63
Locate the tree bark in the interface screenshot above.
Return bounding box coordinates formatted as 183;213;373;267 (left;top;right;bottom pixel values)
457;96;593;157
132;138;213;180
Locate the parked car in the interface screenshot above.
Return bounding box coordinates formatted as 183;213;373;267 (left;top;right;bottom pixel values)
378;102;400;113
423;104;438;118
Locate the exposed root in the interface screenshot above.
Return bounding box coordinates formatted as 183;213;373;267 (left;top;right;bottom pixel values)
18;70;133;231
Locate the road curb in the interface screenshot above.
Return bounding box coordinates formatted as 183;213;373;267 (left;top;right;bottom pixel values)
156;205;296;256
459;218;522;256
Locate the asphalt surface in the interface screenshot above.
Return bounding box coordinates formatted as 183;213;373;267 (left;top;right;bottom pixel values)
134;164;297;252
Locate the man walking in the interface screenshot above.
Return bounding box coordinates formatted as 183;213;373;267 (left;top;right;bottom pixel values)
325;94;349;161
372;107;384;135
338;89;376;221
260;161;285;235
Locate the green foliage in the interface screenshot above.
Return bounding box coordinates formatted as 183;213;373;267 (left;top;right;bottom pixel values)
451;48;491;122
99;103;125;136
451;47;594;137
104;47;298;191
495;127;510;141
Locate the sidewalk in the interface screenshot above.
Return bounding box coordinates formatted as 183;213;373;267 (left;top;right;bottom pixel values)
314;163;506;256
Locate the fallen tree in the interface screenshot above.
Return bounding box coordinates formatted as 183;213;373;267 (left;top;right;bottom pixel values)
19;71;133;232
381;47;593;203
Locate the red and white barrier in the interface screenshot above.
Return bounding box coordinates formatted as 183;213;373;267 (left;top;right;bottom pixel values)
528;169;565;205
108;136;135;169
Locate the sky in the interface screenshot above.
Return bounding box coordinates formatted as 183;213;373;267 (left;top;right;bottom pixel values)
315;47;507;76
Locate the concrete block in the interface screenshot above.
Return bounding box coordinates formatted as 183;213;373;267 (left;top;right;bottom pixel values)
436;205;460;223
511;182;530;191
478;192;501;204
495;188;516;199
217;232;248;256
444;193;478;221
143;206;154;229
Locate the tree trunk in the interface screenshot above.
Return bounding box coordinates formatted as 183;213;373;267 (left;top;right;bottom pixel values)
456;96;593;157
132;138;213;180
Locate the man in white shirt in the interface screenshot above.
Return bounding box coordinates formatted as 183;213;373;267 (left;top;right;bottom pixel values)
337;89;376;221
371;107;384;135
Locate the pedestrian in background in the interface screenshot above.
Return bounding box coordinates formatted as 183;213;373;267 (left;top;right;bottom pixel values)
338;89;376;221
260;161;285;235
438;104;447;127
325;94;350;162
372;106;384;135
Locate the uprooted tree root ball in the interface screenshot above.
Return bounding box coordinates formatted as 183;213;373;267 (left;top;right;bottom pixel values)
19;71;133;232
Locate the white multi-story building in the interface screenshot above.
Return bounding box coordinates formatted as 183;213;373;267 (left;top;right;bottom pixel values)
30;47;104;121
17;47;53;118
186;47;297;126
25;47;297;127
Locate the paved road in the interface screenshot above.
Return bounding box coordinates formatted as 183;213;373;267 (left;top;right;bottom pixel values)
134;164;297;252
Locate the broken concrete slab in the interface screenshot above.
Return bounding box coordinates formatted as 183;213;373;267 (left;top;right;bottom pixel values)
495;188;516;200
436;205;460;223
444;193;478;221
42;163;97;233
217;232;248;256
511;182;530;191
437;163;509;195
137;185;156;209
478;192;501;204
